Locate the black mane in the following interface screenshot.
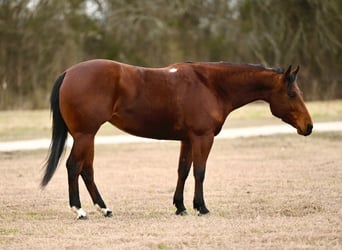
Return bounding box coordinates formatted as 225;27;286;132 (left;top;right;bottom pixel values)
181;61;285;74
244;63;284;74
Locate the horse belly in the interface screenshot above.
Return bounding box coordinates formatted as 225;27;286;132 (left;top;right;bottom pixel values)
110;106;186;140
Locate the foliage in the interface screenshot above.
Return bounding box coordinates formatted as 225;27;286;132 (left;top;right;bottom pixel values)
0;0;341;109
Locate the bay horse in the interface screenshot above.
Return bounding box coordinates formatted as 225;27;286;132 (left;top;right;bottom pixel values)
42;60;313;219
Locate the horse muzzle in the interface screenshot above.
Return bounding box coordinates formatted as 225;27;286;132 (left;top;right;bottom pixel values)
298;123;313;136
305;124;313;136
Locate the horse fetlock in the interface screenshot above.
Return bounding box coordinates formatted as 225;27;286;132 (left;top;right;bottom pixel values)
71;206;88;220
173;197;187;214
95;204;113;217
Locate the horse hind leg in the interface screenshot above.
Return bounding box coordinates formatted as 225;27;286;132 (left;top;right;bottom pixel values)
67;134;112;219
81;161;112;218
66;144;86;220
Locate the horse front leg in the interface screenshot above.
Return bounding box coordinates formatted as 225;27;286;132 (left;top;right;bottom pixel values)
190;134;214;215
173;140;192;215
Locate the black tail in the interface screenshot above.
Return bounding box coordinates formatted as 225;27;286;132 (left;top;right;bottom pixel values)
41;72;68;187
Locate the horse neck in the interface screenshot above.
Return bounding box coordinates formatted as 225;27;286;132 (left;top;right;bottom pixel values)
212;67;278;111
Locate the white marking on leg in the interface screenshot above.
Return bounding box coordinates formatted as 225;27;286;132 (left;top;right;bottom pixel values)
95;204;112;216
71;206;87;219
169;68;178;73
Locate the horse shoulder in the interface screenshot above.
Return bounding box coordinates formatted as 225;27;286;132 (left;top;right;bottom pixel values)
170;67;225;136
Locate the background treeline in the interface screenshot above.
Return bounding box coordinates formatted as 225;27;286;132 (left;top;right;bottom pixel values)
0;0;341;109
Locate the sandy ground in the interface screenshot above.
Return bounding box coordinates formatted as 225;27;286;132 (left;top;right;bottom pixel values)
0;132;341;249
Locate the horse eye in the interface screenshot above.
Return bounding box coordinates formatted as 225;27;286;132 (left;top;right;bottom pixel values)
288;91;297;98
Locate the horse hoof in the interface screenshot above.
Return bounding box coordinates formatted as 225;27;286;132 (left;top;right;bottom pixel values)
72;207;88;220
95;204;112;217
104;210;113;217
197;207;210;216
77;215;88;220
198;211;210;216
176;210;188;216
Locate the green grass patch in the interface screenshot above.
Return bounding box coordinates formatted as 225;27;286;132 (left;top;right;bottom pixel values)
0;228;19;236
156;243;172;250
0;228;18;245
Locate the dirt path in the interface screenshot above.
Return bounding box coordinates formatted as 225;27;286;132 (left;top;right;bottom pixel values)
1;121;342;152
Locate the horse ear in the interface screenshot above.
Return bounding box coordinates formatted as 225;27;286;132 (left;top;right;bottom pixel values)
285;65;292;77
284;65;296;83
292;65;300;76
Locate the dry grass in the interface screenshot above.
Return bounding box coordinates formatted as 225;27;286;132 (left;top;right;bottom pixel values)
0;132;341;249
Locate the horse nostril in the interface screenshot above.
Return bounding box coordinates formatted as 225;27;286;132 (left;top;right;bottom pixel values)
306;124;313;136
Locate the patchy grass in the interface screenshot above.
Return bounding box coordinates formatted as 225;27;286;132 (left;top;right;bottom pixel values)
0;228;18;236
0;132;341;249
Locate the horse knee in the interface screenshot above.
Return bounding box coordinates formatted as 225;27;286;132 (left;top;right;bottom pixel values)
178;168;191;182
194;168;206;183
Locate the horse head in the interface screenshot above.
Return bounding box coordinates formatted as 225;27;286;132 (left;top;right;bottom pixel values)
269;65;313;136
